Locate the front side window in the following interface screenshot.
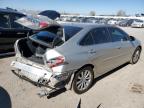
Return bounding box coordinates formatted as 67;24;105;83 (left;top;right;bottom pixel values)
109;27;128;42
0;13;10;28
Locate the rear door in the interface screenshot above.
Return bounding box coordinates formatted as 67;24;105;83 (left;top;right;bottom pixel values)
88;27;118;76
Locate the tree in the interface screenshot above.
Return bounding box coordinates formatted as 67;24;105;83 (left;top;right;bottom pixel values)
117;10;126;16
89;11;96;16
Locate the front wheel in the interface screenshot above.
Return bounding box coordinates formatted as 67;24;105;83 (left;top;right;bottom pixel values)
72;66;94;94
130;47;141;64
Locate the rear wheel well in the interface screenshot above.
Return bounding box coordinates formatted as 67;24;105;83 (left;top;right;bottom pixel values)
77;64;94;72
74;64;94;78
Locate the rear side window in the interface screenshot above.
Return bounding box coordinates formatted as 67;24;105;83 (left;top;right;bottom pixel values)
64;26;82;41
109;27;128;42
79;32;94;46
0;13;10;28
91;28;110;44
80;27;110;46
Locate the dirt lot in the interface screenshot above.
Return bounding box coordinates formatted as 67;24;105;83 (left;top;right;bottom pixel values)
0;27;144;108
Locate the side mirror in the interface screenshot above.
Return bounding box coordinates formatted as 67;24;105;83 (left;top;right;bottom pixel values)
129;36;135;41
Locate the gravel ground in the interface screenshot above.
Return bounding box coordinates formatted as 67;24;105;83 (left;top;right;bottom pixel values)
0;27;144;108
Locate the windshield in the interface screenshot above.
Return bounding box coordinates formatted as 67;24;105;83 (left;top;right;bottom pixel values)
63;26;82;41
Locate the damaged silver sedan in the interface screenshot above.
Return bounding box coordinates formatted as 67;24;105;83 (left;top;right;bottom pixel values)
11;14;142;96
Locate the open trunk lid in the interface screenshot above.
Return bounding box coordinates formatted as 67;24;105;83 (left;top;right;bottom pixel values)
15;10;61;30
14;11;64;68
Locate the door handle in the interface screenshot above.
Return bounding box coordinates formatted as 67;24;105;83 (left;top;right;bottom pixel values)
17;32;25;35
89;50;96;54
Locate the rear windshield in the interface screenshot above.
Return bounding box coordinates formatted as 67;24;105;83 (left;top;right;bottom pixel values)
63;26;82;41
31;31;63;47
33;31;56;43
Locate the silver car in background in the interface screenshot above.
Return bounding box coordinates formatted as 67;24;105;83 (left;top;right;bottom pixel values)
11;22;142;95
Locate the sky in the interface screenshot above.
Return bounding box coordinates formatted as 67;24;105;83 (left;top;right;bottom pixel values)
0;0;143;15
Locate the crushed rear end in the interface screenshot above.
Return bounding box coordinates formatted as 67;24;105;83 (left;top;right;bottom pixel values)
11;33;68;89
11;13;72;92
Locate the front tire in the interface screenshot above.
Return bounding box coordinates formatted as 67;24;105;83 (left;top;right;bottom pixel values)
72;66;94;94
130;47;141;64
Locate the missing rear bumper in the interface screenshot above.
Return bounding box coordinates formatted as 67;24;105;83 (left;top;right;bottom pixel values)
11;60;75;97
12;69;65;97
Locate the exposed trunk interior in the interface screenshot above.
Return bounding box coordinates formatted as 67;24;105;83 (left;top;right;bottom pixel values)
17;38;48;64
17;26;63;64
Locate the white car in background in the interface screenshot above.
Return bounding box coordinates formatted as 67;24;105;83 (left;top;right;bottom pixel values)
107;20;117;25
131;19;144;28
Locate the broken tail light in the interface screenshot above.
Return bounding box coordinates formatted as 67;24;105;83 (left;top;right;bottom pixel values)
47;56;65;68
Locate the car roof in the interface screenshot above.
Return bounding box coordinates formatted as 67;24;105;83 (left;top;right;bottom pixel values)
0;8;25;15
61;22;114;28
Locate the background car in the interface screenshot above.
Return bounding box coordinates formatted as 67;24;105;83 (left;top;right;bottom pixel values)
0;8;31;53
107;19;118;25
119;19;135;27
131;19;144;28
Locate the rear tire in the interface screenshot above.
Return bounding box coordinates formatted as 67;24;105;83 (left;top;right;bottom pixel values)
130;47;141;64
72;66;94;94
